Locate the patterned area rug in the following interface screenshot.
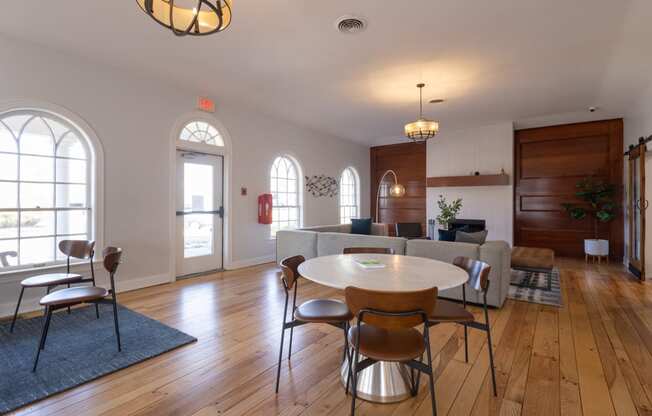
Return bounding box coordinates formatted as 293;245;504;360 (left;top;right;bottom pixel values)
508;268;562;307
0;305;196;414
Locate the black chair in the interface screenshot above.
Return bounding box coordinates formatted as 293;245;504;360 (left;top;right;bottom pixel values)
11;240;98;333
395;223;424;239
32;247;123;372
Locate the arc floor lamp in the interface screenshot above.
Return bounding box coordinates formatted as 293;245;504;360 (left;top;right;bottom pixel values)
375;170;406;223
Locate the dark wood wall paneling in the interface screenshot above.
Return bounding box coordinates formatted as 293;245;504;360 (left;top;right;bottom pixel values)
370;143;427;236
514;119;624;259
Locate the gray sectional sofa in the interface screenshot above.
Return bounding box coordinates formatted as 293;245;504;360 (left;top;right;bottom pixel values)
276;224;511;308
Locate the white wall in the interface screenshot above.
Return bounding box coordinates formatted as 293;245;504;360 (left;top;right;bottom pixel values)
426;122;514;244
0;35;369;316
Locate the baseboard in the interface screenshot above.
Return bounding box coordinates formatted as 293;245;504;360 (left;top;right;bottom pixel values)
226;255;275;270
0;273;170;320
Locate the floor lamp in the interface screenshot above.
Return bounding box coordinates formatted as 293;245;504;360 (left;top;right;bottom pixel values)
375;169;406;223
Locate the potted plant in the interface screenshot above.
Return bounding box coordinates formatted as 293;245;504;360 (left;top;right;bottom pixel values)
435;195;463;241
561;177;617;258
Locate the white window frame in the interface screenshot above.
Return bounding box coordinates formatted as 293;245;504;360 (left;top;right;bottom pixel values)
270;155;303;237
0;106;101;273
339;167;360;224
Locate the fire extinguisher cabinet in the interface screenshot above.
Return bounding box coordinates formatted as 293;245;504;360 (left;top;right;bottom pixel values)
258;194;273;224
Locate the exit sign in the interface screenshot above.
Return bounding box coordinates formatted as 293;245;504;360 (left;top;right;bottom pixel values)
197;97;215;113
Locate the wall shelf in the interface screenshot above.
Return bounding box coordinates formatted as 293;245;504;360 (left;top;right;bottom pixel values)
427;174;509;187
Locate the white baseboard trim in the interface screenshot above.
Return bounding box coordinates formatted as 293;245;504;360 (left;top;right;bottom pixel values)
226;255;275;270
0;273;170;320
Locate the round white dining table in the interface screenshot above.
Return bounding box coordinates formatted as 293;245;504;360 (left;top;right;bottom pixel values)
297;253;468;404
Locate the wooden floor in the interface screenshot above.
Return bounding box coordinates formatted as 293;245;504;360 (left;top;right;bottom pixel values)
9;258;652;416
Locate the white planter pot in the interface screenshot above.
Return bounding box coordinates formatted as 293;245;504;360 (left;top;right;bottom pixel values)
584;239;609;256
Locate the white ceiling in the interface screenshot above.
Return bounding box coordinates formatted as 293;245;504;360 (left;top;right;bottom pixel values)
1;0;651;145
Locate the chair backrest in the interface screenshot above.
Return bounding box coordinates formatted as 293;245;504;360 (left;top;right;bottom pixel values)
395;223;422;238
345;286;437;329
0;251;17;267
280;255;304;290
453;256;491;292
343;247;395;255
103;246;122;275
59;240;95;260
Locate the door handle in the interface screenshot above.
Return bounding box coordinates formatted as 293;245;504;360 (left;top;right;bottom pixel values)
176;210;222;216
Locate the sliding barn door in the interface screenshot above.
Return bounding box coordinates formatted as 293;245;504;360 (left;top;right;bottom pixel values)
628;143;646;279
514;119;623;259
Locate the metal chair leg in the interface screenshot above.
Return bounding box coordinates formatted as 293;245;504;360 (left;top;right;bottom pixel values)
10;287;24;333
111;299;122;352
33;308;53;372
425;329;438;416
341;323;349;364
464;324;469;363
67;283;72;314
487;325;497;396
275;324;286;393
95;304;100;319
350;346;360;416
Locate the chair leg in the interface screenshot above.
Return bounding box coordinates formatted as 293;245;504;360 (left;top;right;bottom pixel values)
345;346;353;395
350;347;360;416
487;325;497;396
341;322;349;364
33;308;53;372
95;304;100;319
67;283;71;314
287;326;294;360
275;324;286;393
111;299;122;352
10;287;24;333
425;331;438;416
464;324;469;363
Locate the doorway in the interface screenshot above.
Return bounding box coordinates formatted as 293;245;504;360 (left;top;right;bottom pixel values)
175;150;224;277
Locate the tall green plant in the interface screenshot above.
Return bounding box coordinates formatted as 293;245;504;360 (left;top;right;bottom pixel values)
561;177;617;239
436;195;463;230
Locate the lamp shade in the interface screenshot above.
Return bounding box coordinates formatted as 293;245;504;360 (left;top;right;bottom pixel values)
137;0;232;36
389;183;406;197
404;118;439;142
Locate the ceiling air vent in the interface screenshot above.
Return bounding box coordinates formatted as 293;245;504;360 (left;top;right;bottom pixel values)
336;16;367;34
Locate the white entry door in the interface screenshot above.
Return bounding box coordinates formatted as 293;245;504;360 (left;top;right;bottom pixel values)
176;151;224;277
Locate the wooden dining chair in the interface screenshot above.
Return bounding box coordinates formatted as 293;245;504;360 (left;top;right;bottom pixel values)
345;286;439;416
343;247;395;255
275;255;353;393
427;256;497;396
11;240;98;333
32;247;123;372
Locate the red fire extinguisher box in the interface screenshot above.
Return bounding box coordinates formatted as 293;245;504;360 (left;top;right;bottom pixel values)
258;193;273;224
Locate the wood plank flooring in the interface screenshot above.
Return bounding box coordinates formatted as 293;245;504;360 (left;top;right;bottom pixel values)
8;257;652;415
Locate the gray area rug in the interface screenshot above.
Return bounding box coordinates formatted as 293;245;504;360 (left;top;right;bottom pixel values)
0;305;196;414
508;268;562;307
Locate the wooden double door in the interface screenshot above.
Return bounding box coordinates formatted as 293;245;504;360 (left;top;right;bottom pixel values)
514;119;623;259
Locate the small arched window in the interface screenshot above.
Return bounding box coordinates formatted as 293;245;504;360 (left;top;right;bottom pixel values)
0;110;94;269
270;156;301;236
340;167;359;224
179;121;224;146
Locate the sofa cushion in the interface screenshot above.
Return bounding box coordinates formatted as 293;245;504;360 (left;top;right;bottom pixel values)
317;232;407;256
301;224;350;233
351;218;372;235
455;229;488;245
276;230;318;264
406;239;479;263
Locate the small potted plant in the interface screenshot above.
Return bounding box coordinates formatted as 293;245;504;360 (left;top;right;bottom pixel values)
561;177;617;258
436;195;463;241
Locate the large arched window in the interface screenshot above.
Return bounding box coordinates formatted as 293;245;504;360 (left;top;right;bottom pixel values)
270;156;301;236
0;110;94;269
340;167;360;224
179;121;224;146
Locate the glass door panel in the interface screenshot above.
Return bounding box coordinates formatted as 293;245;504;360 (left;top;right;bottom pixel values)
176;151;223;277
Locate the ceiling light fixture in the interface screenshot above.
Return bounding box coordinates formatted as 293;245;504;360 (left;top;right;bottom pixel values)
137;0;232;36
404;83;440;142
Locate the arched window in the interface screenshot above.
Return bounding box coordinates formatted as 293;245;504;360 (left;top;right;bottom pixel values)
270;156;301;236
0;110;94;269
340;167;360;224
179;121;224;146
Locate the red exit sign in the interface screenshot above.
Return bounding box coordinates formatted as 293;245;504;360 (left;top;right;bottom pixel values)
197;97;215;113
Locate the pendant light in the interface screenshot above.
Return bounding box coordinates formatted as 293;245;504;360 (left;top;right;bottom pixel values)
137;0;232;36
404;83;440;142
